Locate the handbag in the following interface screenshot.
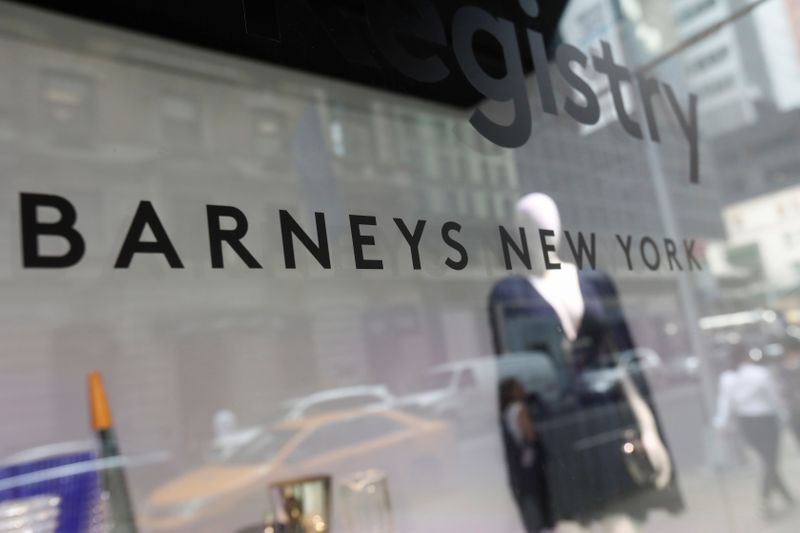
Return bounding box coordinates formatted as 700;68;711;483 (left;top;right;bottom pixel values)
599;316;661;489
620;428;658;487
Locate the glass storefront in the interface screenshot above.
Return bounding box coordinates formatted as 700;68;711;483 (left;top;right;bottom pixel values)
1;1;800;531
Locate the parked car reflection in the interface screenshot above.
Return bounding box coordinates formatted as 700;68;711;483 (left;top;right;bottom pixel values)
283;386;397;421
400;352;560;433
207;386;400;462
142;409;451;532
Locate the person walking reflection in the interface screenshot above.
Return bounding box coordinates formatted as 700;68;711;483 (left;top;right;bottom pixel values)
715;346;796;520
779;336;800;447
500;378;553;532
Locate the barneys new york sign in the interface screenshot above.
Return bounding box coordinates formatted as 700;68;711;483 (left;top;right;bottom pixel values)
18;194;703;273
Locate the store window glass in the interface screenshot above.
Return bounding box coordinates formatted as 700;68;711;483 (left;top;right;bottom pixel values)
2;0;800;532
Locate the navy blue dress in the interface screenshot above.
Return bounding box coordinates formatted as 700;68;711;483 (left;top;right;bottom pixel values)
489;271;683;524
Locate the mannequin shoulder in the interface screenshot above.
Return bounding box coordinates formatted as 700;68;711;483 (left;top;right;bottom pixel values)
489;275;531;301
578;268;617;292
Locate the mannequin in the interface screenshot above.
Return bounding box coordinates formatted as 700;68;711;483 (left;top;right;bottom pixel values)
490;193;682;533
516;193;584;342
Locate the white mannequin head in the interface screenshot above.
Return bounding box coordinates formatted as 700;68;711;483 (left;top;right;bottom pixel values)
514;192;562;275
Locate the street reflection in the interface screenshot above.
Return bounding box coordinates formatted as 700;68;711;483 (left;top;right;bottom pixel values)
714;339;800;522
141;406;452;532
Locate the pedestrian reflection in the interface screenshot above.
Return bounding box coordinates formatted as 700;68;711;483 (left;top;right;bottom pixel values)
500;378;553;532
711;353;748;471
779;336;800;448
715;345;797;520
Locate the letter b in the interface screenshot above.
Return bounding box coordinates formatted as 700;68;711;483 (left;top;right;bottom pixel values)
20;193;85;268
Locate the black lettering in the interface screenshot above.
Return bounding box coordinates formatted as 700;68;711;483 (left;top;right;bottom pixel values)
519;0;539;17
616;234;634;270
637;74;661;142
20;193;85;268
115;201;183;268
350;214;383;270
527;29;557;116
664;238;683;271
206;205;262;269
640;236;661;271
539;229;561;270
557;44;600;125
564;231;596;269
452;7;530;148
394;218;426;270
499;226;531;270
592;41;642;139
684;239;702;271
366;0;450;83
442;221;468;270
280;210;331;269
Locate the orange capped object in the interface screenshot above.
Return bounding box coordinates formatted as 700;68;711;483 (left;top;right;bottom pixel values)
88;371;113;431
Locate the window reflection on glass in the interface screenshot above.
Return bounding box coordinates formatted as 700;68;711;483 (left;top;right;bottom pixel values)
41;70;94;147
159;93;202;148
252;109;287;160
